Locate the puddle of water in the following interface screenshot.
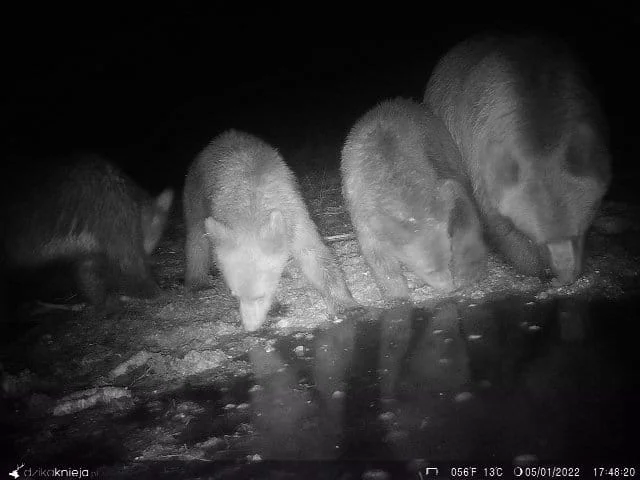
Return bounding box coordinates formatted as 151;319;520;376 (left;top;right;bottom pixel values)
3;294;639;478
251;295;640;464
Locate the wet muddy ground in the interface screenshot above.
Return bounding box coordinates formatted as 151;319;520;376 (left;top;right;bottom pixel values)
1;173;639;479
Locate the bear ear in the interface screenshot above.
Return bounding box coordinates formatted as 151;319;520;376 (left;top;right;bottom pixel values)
565;123;611;183
155;188;174;213
484;140;521;188
205;217;231;244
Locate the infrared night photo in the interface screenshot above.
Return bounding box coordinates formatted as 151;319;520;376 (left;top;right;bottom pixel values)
1;6;638;480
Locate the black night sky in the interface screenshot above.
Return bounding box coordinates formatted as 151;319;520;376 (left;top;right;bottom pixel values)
4;6;639;199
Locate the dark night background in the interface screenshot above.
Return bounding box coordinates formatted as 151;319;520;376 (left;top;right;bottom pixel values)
3;6;639;200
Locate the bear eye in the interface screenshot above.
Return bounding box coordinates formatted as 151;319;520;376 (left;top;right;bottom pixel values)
565;141;602;178
497;157;520;186
566;142;584;175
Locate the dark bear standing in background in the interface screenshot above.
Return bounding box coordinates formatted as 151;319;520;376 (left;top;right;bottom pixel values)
1;154;174;313
341;98;487;299
424;35;612;285
183;129;356;332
